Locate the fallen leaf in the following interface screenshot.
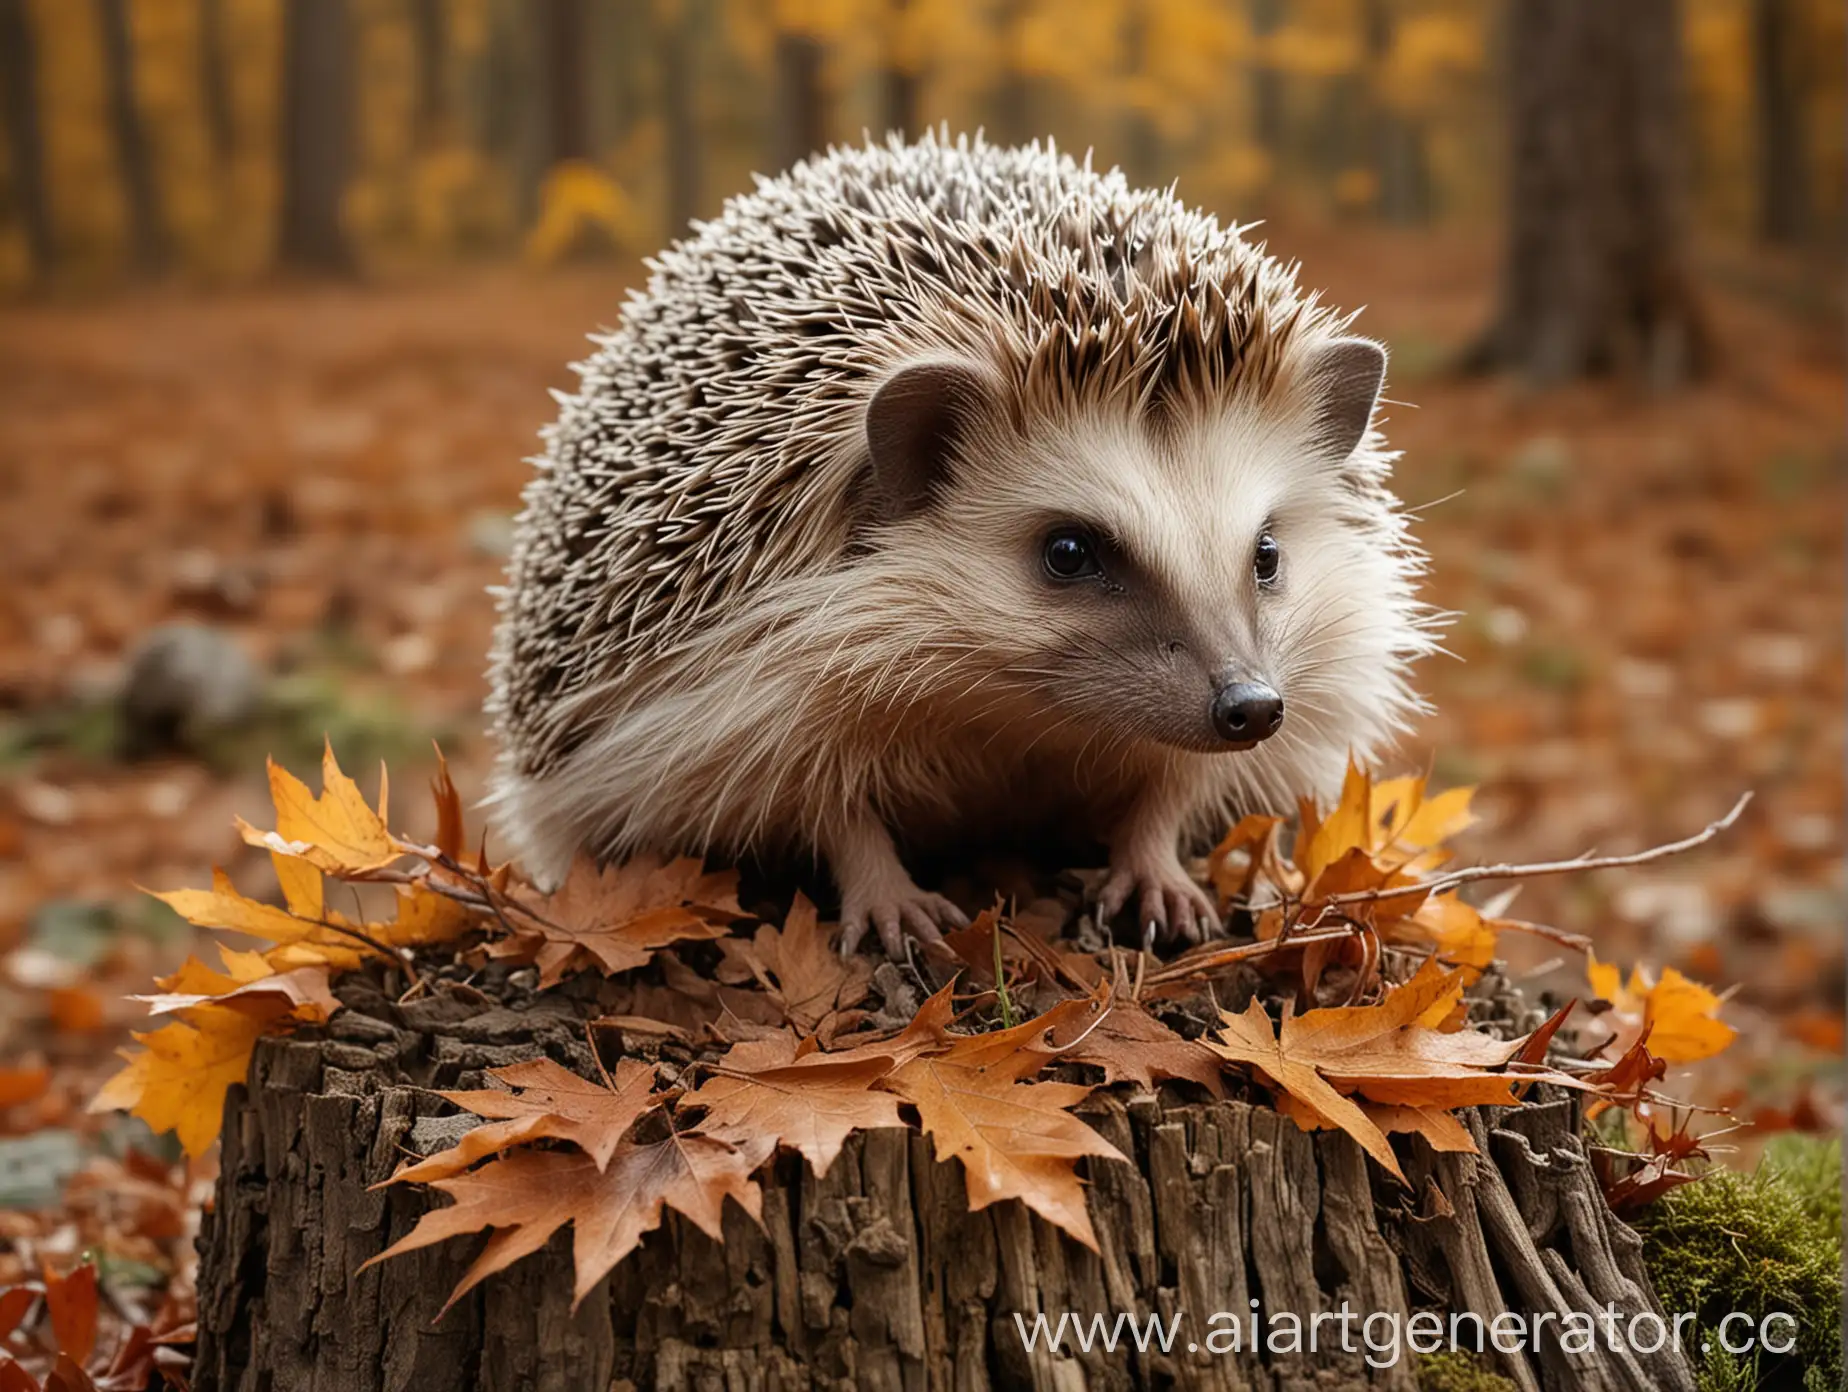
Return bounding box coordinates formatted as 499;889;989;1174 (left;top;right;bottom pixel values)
741;894;871;1032
689;1033;904;1176
134;962;338;1022
236;742;400;875
429;747;466;861
0;1284;36;1341
91;1004;274;1156
1276;1093;1477;1153
1206;961;1533;1180
369;1131;764;1310
1208;814;1288;905
494;854;743;986
41;1261;96;1367
390;1058;663;1183
1059;1000;1227;1098
1587;955;1736;1063
0;1065;50;1109
884;1038;1124;1250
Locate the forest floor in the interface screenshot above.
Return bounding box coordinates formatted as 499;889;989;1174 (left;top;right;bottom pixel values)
0;223;1841;1321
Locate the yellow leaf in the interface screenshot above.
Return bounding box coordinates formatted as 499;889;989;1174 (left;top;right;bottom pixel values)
153;869;325;947
1298;759;1372;882
1586;956;1736;1065
91;1005;270;1157
237;743;399;876
376;883;473;948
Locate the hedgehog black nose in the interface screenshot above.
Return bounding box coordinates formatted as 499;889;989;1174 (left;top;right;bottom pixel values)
1211;682;1284;745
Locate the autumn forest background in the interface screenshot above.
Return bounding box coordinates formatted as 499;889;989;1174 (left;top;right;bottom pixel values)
0;0;1843;1354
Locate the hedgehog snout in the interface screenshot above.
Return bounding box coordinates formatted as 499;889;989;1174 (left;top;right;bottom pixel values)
1210;680;1284;747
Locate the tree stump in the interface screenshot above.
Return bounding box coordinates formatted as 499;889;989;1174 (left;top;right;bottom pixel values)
192;974;1698;1392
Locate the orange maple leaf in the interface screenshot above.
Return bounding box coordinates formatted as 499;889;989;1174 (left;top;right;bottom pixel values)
689;1032;904;1176
1587;954;1736;1063
389;1057;665;1184
368;1132;765;1311
716;893;872;1033
1206;960;1537;1180
882;1010;1127;1251
494;854;744;986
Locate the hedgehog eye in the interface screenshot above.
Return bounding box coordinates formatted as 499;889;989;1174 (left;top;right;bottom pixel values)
1042;528;1101;581
1253;532;1281;586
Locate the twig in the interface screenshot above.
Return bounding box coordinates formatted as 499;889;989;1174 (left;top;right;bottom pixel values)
1309;792;1751;913
1490;918;1594;953
1140;923;1361;988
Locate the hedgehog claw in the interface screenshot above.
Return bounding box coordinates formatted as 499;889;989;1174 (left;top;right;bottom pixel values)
840;888;966;959
1097;856;1221;947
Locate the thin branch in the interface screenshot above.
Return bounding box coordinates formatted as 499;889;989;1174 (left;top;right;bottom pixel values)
1141;923;1362;988
1309;792;1751;913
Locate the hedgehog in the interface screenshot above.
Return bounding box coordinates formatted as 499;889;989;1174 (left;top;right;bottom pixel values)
486;132;1435;957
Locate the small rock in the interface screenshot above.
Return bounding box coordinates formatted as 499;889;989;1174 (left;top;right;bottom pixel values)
119;623;263;757
0;1132;86;1210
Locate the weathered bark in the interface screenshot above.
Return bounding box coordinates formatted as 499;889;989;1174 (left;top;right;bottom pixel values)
774;30;828;171
277;0;356;273
96;0;167;273
658;0;700;234
198;0;236;167
0;0;54;279
194;975;1697;1392
1751;0;1809;244
540;0;590;165
1468;0;1709;386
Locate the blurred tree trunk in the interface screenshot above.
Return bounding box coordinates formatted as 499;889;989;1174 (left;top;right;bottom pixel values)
989;0;1032;146
1468;0;1708;386
1119;0;1160;185
773;29;827;170
659;0;699;232
1248;0;1284;155
879;0;920;140
0;0;53;279
96;0;167;273
1751;0;1809;244
541;0;589;165
1361;0;1429;224
482;0;541;224
410;0;448;150
278;0;356;273
198;0;235;166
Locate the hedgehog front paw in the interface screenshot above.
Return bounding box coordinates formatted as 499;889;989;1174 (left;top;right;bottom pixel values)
1096;852;1222;947
838;882;969;959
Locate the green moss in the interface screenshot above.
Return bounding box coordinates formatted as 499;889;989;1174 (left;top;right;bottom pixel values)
1636;1136;1843;1388
1415;1350;1518;1392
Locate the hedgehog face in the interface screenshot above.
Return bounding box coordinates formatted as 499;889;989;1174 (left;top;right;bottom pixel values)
862;344;1398;771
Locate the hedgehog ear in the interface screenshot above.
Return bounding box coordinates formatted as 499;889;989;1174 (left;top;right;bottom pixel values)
1304;337;1387;463
865;359;1000;520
